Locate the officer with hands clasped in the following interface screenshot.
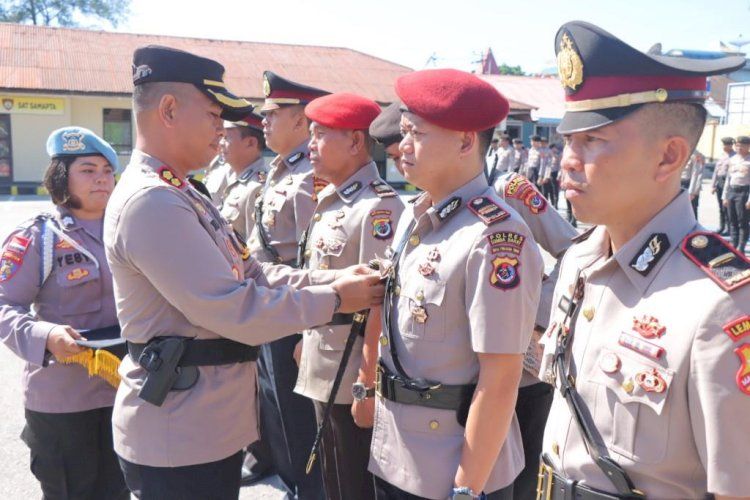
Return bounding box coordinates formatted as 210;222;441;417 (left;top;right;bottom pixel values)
368;68;544;500
104;45;383;499
537;21;750;500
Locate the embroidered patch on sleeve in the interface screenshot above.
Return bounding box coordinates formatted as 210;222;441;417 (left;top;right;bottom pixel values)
724;316;750;342
488;231;526;255
370;210;394;240
504;174;547;214
489;255;520;290
735;344;750;395
0;235;31;282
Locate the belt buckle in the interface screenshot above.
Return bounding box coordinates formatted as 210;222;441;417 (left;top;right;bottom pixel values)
375;365;383;398
535;462;554;500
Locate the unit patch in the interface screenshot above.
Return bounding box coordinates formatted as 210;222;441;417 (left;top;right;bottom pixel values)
370;210;393;240
158;167;184;189
504;174;547;214
735;344;750;395
489;255;520;290
488;231;526;255
681;231;750;291
0;235;31;282
724;315;750;342
630;233;669;276
468;197;510;225
66;267;90;281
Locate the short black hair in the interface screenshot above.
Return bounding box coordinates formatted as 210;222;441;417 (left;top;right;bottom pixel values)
43;156;81;208
239;126;266;151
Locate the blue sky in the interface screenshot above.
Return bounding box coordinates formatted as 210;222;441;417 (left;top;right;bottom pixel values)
118;0;750;73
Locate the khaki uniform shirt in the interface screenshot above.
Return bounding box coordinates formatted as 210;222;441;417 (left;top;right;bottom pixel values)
539;192;750;497
723;152;750;199
219;157;267;241
680;156;704;197
295;162;404;404
0;208;117;413
104;150;337;467
512;148;527;172
711;151;733;187
203;160;233;208
248;141;317;264
524;146;542;177
494;172;577;386
368;174;543;499
496;145;514;174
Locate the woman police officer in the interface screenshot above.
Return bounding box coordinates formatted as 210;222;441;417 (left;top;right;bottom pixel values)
0;127;128;499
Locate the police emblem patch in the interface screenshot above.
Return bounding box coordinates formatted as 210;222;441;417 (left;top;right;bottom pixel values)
370;210;393;240
735;344;750;395
132;64;152;82
490;255;520;290
557;32;584;92
504;174;547;214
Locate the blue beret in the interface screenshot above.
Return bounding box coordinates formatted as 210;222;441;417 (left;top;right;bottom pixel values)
46;127;120;172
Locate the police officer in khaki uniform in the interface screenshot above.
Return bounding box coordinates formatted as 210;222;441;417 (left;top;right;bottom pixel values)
712;137;735;235
0;127;128;499
104;46;383;498
524;135;543;186
369;69;544;500
511;139;527;174
203;155;233;207
249;70;331;499
537;21;750;499
219;112;268;241
487;134;513;185
370;101;406;176
681;150;705;217
294;92;404;500
723;136;750;254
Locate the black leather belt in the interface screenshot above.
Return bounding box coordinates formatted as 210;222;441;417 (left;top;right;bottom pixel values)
729;185;750;192
127;338;258;367
537;459;641;500
327;313;355;326
376;362;475;413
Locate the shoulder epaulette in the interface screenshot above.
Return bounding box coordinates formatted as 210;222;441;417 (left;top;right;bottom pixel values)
370;179;397;198
158;166;186;190
467;196;509;226
572;226;596;244
681;232;750;291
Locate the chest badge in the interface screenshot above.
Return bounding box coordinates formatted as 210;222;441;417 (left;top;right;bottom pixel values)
427;247;441;262
66;267;90;281
632;315;666;339
418;262;435;277
634;368;667;393
411;304;428;323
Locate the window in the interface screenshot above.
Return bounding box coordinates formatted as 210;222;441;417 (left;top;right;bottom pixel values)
103;108;132;155
0;115;11;182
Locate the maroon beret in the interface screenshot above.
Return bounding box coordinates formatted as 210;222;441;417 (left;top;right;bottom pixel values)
395;69;510;131
305;93;382;130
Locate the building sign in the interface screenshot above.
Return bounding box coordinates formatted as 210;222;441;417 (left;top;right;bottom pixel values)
1;96;65;115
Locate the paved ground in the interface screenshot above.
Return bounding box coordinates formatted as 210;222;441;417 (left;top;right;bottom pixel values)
0;181;736;498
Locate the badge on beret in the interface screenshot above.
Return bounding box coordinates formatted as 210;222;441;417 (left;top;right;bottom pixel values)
133;64;152;82
557;32;584;92
263;74;272;97
490;255;520;290
735;344;750;395
61;131;86;152
630;233;669;276
681;232;750;291
724;316;750;342
158;167;185;189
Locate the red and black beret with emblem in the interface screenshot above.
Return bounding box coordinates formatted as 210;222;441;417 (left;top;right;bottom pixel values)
395;69;510;132
260;71;329;112
555;21;745;134
305;93;382;130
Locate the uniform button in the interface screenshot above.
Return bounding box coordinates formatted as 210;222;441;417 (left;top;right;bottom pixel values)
318;263;329;270
622;378;635;394
429;420;439;430
270;180;276;186
409;234;420;246
416;290;425;301
394;286;401;296
304;249;312;258
379;336;389;346
582;306;595;321
313;213;322;222
552;441;560;456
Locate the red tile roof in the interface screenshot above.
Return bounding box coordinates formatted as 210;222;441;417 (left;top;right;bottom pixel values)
0;22;413;103
479;74;565;121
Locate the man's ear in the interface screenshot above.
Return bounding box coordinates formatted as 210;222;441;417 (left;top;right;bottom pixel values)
350;130;366;155
457;131;476;158
157;94;178;128
655;135;691;184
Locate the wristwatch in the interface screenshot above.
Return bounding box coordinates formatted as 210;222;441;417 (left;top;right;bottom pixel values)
351;382;375;401
450;487;484;499
332;290;342;313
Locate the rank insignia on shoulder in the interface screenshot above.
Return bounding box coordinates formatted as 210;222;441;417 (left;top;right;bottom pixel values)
437;196;462;221
370;180;397;198
681;232;750;291
158;167;185;189
490;255;520;290
287;152;304;165
341;181;362;198
724;315;750;342
630;233;670;276
734;344;750;395
468;197;510;226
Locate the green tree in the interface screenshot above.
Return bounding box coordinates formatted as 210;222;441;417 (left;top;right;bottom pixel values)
0;0;129;28
498;63;525;76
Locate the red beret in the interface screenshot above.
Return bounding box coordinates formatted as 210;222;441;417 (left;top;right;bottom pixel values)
395;69;509;132
305;93;382;130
